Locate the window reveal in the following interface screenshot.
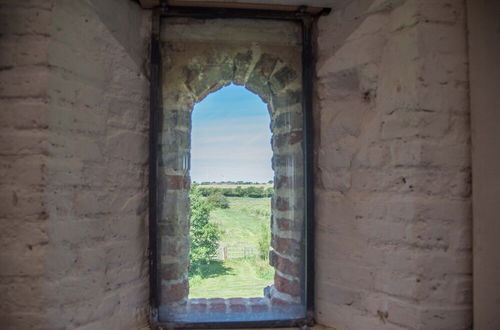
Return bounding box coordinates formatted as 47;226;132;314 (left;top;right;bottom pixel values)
154;12;313;327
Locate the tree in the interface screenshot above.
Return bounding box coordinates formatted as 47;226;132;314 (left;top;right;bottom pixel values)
245;185;265;198
189;187;222;274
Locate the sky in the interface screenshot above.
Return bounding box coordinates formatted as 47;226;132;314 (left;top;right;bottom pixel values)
191;84;273;183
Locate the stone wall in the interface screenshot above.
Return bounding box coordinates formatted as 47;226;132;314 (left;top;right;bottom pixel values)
158;17;305;319
314;0;472;329
0;1;151;329
0;0;477;329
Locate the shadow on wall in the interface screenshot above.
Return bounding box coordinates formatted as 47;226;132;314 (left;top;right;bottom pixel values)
89;0;150;68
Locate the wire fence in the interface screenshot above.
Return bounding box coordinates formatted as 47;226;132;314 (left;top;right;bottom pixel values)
216;246;259;260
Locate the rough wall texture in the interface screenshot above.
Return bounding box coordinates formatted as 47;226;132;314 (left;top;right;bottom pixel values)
0;1;151;329
314;0;472;329
0;0;476;329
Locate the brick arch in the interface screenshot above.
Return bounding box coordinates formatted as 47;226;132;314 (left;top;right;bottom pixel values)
159;23;304;317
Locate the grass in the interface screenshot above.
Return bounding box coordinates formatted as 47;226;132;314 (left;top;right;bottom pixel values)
211;197;271;247
189;258;274;298
189;195;274;298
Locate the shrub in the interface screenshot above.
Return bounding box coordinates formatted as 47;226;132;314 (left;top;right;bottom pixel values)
189;187;222;275
206;192;229;209
245;186;265;198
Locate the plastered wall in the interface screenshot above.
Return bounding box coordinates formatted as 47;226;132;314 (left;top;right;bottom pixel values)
314;0;472;329
0;0;477;329
0;1;151;329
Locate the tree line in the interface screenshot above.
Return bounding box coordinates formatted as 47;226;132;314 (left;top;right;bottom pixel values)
196;180;273;185
196;185;274;198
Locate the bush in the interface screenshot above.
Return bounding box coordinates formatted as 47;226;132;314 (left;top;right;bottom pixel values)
189;187;222;275
206;192;229;209
244;186;264;198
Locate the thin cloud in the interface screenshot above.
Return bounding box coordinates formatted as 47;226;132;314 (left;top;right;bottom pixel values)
191;84;273;183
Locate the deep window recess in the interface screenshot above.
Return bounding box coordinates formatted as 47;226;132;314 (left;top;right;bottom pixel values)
149;5;328;328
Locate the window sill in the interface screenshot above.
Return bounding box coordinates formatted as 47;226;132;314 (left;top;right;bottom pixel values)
157;296;306;325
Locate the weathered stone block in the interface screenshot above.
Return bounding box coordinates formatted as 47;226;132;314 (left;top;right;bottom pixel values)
246;53;279;97
271;111;303;133
269;65;298;94
160;262;189;281
233;50;253;85
271;90;302;109
272;131;303;149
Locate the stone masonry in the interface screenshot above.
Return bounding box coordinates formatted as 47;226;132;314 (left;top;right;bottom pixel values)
314;0;472;329
0;0;478;329
0;1;151;329
158;17;305;319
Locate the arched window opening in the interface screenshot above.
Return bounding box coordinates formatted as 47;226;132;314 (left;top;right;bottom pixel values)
189;84;274;299
157;15;308;325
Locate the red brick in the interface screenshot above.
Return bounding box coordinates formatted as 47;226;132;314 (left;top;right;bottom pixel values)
275;175;292;189
274;197;290;211
269;250;301;277
288;131;303;144
230;305;246;312
275;273;300;296
208;298;226;313
228;298;246;305
229;301;247;313
276;217;293;231
189;299;207;313
271;235;301;256
273;131;303;148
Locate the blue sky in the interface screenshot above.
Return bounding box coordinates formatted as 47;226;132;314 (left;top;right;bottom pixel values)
191;84;273;183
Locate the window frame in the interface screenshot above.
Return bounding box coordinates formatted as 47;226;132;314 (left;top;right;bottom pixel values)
148;5;328;328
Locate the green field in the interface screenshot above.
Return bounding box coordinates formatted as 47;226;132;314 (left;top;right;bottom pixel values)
189;196;274;298
189;258;273;298
211;197;271;247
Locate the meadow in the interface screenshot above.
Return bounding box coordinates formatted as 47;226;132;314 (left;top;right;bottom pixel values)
189;188;274;298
